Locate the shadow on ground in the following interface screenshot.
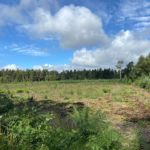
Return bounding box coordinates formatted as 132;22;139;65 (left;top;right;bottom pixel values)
15;98;85;117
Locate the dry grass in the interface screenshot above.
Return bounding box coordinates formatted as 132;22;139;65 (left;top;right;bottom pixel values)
0;80;150;149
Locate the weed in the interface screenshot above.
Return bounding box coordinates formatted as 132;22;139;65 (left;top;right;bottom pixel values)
103;88;111;93
16;89;24;93
44;95;48;99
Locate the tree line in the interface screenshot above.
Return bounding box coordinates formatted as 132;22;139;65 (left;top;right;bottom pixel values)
0;53;149;83
0;68;118;82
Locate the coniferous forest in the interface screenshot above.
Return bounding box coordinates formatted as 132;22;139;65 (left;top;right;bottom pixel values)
0;54;150;88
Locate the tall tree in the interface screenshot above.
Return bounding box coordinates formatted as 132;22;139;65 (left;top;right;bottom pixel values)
116;60;124;80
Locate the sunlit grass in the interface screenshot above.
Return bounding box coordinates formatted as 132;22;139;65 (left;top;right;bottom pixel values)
0;80;150;149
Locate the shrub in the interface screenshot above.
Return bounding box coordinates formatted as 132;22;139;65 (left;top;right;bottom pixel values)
0;106;122;150
70;108;121;150
16;89;24;93
135;76;150;90
103;88;111;93
44;95;48;99
0;92;13;114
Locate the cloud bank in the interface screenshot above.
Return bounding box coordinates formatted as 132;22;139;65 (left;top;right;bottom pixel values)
2;64;19;70
72;30;150;67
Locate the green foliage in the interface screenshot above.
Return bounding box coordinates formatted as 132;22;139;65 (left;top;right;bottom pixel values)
135;76;150;90
123;62;134;80
0;92;13;114
16;89;25;93
122;54;150;91
0;69;118;83
0;111;53;149
102;88;111;93
44;95;48;99
126;54;150;80
70;108;121;150
0;104;122;150
122;54;150;82
134;55;150;77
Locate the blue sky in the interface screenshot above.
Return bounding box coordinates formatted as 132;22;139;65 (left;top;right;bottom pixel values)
0;0;150;70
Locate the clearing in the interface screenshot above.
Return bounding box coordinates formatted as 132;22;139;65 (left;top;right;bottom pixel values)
0;80;150;149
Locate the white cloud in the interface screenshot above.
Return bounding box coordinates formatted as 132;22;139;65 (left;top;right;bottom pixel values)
23;5;109;48
2;64;19;70
0;4;25;26
71;49;97;67
0;0;150;69
33;64;54;70
72;30;150;68
4;44;48;56
135;21;150;28
33;64;73;72
0;0;59;26
119;0;150;29
0;1;109;49
32;64;98;72
21;0;60;11
33;65;44;70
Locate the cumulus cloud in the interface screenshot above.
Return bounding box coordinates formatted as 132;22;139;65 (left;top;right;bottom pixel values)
71;48;98;67
72;30;150;68
23;5;109;48
0;0;150;69
0;4;25;26
2;64;19;70
0;1;109;49
0;0;56;26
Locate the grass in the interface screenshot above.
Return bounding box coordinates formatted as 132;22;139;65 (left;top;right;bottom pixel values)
0;80;119;101
0;80;150;149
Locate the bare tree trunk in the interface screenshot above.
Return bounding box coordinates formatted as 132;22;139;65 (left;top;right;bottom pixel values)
120;69;122;80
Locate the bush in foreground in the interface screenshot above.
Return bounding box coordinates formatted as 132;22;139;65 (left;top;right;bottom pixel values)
0;105;121;150
0;92;13;114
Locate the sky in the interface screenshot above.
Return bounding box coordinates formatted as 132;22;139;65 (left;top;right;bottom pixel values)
0;0;150;71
